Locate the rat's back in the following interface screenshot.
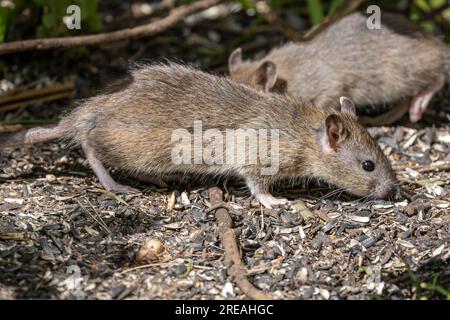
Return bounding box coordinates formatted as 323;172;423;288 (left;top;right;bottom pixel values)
272;12;448;107
60;63;304;173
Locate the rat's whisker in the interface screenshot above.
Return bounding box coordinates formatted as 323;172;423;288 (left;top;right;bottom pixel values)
320;187;346;201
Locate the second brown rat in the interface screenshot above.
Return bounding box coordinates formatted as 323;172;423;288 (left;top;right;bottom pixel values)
228;12;450;125
0;63;397;208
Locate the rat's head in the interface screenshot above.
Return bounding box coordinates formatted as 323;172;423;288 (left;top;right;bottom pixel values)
314;97;397;199
228;48;287;93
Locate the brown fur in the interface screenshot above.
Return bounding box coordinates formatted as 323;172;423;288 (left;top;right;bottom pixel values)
2;63;397;199
229;12;450;114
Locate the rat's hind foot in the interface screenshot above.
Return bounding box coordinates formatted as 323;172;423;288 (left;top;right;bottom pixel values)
409;75;445;123
255;193;288;209
81;140;139;194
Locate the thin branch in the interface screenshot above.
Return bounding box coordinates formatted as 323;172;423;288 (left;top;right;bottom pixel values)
0;0;223;56
0;79;74;105
208;186;273;300
393;161;450;173
0;92;72;113
0;124;31;133
0;78;75;113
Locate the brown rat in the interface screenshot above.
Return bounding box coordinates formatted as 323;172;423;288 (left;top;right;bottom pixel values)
0;63;397;208
228;12;450;125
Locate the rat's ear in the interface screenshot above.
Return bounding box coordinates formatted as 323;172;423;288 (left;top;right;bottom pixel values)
325;114;347;151
254;61;278;92
339;96;357;118
228;48;243;73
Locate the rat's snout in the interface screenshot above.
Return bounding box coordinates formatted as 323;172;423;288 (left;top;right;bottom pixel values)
374;179;398;199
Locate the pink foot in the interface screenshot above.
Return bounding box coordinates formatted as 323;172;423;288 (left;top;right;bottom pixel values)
81;140;140;194
409;75;445;123
255;193;288;209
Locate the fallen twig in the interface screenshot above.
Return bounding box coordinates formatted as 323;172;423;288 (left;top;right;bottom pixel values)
0;119;56;133
0;78;75;113
0;79;75;105
393;161;450;173
208;186;272;300
0;124;32;133
0;0;223;56
0;92;72;113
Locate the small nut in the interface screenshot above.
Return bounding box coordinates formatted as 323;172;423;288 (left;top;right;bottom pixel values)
135;239;165;264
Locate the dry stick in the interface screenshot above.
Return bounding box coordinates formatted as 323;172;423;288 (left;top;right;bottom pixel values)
0;79;75;113
208;186;273;300
0;91;73;113
0;0;223;56
0;79;75;105
0;124;35;133
393;161;450;173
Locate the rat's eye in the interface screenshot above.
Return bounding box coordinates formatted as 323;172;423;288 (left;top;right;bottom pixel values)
362;160;375;172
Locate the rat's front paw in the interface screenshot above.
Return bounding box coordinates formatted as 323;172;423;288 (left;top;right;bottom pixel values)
255;193;288;209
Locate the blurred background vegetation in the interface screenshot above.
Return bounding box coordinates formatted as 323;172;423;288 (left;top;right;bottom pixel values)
1;0;449;44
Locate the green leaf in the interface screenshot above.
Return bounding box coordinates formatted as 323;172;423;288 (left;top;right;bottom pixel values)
41;12;54;29
0;7;10;43
328;0;344;15
429;0;446;9
78;0;102;32
414;0;430;12
307;0;324;25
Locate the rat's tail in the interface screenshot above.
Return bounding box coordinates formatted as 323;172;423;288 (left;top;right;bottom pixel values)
0;124;64;148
